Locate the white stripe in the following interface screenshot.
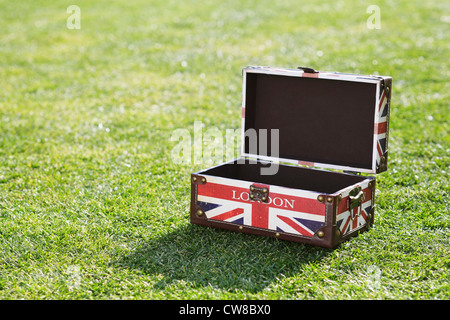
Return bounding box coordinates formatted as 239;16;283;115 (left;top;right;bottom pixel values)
268;209;314;236
269;219;304;234
240;117;246;157
372;82;381;172
354;201;372;227
205;202;236;217
377;116;387;124
362;199;372;212
242;153;378;174
337;211;349;222
335;179;372;196
269;185;319;199
243;67;380;84
357;215;366;227
269;207;325;223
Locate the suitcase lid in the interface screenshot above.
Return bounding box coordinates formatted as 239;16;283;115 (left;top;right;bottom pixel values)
241;66;392;174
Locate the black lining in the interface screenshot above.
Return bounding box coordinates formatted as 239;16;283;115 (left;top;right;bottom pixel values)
201;160;367;194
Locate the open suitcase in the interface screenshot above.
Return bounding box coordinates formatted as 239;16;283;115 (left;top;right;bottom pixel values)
190;66;392;248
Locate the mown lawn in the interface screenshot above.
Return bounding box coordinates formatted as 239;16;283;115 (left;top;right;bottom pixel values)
0;0;448;299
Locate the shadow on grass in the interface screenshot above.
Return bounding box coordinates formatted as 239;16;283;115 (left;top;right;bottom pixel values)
115;224;332;292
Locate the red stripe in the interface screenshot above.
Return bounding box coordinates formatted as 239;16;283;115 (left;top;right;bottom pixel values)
341;217;351;234
374;122;387;135
298;160;314;166
352;208;358;229
378;91;386;112
377;141;383;158
302;72;319;78
198;182;325;215
253;204;269;229
252;184;270;229
212;208;244;221
360;209;367;221
241;107;245;118
277;215;313;236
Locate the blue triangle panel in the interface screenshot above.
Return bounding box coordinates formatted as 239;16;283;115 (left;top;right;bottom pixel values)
378;138;386;153
293;217;325;233
381;102;389;117
364;205;372;215
197;201;221;212
231;217;244;225
337;218;343;229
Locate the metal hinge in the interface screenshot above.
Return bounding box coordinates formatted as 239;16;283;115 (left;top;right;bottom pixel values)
297;66;319;73
249;185;269;203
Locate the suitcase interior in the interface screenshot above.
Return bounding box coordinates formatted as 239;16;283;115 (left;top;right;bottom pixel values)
200;160;368;195
244;72;378;171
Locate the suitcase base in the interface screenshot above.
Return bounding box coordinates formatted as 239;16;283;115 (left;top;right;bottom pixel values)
190;160;375;248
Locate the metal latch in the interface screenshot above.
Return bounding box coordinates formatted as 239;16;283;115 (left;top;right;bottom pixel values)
349;187;364;211
249;185;269;203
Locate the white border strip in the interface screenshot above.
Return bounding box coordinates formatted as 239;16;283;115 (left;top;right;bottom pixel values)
371;82;381;172
244;66;381;84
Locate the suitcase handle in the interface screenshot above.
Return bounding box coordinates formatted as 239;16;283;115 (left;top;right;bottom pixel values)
349;190;364;210
349;189;365;221
348;185;364;211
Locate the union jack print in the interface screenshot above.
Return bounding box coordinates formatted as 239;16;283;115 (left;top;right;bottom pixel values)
375;88;389;167
196;176;325;238
336;185;373;236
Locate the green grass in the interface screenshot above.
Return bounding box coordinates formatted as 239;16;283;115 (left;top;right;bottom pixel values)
0;0;449;299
